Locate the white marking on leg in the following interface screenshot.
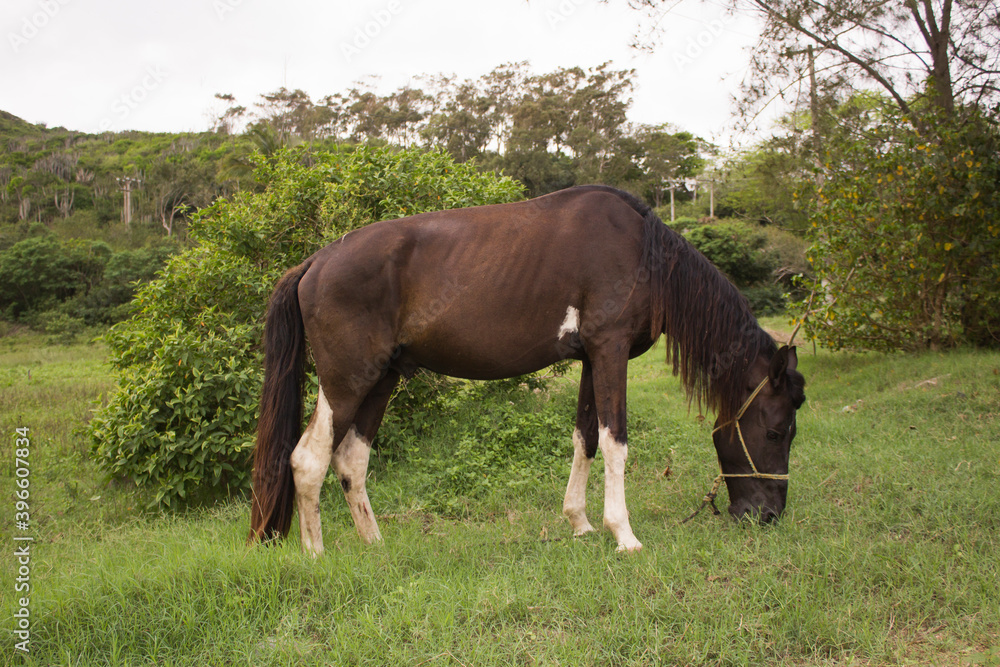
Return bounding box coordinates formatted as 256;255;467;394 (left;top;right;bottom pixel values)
563;429;596;536
599;425;642;552
332;425;382;544
557;306;580;339
289;388;334;557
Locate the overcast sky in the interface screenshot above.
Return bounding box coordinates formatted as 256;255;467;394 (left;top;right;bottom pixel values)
2;0;771;148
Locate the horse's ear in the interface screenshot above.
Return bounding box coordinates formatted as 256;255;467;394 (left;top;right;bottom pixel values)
786;345;798;372
769;345;795;388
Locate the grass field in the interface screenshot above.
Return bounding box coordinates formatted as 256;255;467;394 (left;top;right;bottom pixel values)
2;327;998;666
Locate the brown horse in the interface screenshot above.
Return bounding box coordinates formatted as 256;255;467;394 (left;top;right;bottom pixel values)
248;185;805;554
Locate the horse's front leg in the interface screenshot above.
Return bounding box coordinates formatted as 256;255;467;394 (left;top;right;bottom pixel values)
598;424;642;552
588;343;642;552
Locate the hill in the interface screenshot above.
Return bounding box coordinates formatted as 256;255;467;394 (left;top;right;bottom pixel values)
0;109;46;137
0;110;242;239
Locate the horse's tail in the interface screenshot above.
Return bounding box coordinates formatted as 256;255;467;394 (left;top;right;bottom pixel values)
248;260;313;545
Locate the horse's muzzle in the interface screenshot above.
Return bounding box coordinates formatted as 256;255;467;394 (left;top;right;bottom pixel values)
729;500;783;524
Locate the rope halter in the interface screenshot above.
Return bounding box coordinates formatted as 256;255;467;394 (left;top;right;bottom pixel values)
711;376;790;482
681;375;789;523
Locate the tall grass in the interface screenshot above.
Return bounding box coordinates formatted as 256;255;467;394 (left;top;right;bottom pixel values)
2;330;998;666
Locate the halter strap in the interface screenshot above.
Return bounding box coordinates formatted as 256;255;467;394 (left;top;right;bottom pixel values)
681;366;794;523
710;376;790;481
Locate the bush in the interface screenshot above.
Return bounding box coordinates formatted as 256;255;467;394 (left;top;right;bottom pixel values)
69;243;177;325
683;222;776;287
383;380;577;516
742;284;787;317
800;110;1000;351
679;221;792;315
93;314;261;505
34;310;88;345
0;235;83;318
89;145;527;507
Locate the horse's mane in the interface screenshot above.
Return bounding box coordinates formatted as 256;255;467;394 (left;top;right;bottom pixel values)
570;185;778;423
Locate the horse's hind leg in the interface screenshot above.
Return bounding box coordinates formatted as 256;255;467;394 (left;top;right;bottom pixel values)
289;387;338;557
564;359;598;536
332;370;400;545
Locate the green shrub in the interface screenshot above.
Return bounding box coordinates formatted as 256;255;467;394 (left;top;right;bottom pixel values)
742;284;787;317
683;222;776;287
0;224;176;325
758;224;810;287
385;380;577;516
665;215;700;232
93;314;261;505
799;110;1000;351
679;221;793;314
0;235;81;317
89;145;526;507
34;310;87;345
69;243;177;324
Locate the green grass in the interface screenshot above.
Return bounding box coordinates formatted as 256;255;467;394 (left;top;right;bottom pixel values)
2;329;999;666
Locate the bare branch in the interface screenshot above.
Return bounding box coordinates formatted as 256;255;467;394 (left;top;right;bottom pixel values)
750;0;915;117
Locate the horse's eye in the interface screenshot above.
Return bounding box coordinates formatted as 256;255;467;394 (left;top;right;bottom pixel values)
766;429;782;442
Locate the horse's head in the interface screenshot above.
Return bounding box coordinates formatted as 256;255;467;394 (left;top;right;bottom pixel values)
712;345;806;524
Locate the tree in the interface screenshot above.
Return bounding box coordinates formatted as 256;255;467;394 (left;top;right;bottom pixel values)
632;125;706;209
625;0;998;129
254;87;334;141
496;63;637;195
420;76;501;161
799;106;1000;350
624;0;1000;349
738;0;998;123
210;93;246;135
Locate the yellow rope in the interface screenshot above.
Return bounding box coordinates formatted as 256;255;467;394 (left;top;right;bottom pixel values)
711;376;790;482
720;418;790;481
684;358;793;522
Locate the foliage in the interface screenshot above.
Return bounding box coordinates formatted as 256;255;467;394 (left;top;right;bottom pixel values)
715;128;814;231
0;119;235;231
210;63;710;198
683;222;776;287
89;145;525;507
69;244;177;324
92;316;261;505
0;235;92;317
0;228;174;328
692;0;1000;130
680;221;789;315
633;126;706;209
380;380;577;516
799;110;1000;351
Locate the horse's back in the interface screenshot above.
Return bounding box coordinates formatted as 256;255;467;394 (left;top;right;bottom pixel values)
297;188;650;379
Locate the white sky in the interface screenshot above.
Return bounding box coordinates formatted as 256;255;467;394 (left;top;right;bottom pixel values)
1;0;771;148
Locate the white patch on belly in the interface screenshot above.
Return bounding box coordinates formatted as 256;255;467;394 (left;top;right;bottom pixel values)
557;306;580;339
